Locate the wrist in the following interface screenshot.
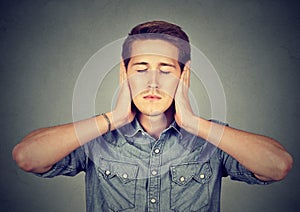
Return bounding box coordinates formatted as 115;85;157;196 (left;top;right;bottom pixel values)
95;112;113;134
185;115;200;135
176;113;199;136
111;110;134;129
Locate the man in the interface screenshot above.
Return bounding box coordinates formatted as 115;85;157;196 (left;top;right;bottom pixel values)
12;21;293;211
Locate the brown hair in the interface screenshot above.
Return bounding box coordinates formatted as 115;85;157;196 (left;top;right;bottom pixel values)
122;21;191;71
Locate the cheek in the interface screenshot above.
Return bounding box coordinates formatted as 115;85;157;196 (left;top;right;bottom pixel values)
159;76;179;97
128;74;147;98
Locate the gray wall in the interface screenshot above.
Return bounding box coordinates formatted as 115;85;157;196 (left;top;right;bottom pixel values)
1;0;299;211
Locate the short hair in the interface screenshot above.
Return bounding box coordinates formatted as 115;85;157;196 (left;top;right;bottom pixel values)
122;21;191;71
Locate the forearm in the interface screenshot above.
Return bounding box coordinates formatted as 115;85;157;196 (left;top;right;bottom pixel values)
189;117;293;181
12;113;113;173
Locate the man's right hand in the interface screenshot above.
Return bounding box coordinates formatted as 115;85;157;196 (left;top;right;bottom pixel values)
110;60;135;129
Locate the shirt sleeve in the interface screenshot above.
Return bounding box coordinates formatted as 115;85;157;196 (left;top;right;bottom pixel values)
219;149;272;185
34;146;87;178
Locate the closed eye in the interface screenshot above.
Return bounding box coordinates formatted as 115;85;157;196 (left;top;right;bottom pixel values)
137;69;147;73
160;70;171;74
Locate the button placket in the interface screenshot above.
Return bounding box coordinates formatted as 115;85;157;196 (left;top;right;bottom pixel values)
150;198;157;204
151;170;158;176
154;148;160;154
148;143;163;210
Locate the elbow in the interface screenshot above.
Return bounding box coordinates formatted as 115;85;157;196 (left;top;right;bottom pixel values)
12;144;35;172
273;152;293;181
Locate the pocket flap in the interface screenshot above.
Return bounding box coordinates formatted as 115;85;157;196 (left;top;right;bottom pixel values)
97;158;139;183
170;162;212;185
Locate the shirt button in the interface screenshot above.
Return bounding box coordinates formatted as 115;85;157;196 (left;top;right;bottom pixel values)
151;170;157;176
150;198;157;204
200;174;205;179
179;176;185;182
154;148;160;154
105;170;111;175
122;173;128;179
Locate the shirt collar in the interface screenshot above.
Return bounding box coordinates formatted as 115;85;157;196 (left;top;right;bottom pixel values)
120;117;183;139
167;121;183;139
121;118;144;138
115;117;205;152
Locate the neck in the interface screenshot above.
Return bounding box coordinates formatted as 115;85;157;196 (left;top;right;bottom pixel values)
137;107;174;139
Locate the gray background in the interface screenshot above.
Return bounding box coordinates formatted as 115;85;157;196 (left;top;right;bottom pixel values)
1;0;299;211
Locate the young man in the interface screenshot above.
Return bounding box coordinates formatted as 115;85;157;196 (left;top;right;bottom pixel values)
13;21;293;211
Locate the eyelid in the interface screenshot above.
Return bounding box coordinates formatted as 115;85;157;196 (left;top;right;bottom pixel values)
160;70;171;74
160;65;175;70
137;69;147;73
134;65;147;71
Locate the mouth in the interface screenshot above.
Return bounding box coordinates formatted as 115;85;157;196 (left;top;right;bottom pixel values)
143;94;162;100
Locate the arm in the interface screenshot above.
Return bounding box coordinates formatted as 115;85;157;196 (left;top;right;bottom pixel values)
12;115;109;174
12;62;134;174
196;119;293;181
174;64;293;181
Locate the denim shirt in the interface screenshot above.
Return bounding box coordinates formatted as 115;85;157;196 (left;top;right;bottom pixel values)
37;119;269;212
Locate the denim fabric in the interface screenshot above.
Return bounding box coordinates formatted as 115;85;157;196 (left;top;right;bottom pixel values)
37;119;270;212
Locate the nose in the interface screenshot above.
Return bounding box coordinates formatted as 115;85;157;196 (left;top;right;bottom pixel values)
147;70;159;88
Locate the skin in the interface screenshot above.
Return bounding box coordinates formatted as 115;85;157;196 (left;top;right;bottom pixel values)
12;39;293;182
126;40;182;138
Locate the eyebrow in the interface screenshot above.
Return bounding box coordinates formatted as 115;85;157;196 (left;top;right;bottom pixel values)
132;62;176;68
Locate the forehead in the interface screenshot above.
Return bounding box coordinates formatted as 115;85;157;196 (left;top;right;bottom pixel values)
130;39;179;61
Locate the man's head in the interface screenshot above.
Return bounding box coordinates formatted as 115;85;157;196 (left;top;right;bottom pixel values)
121;21;191;116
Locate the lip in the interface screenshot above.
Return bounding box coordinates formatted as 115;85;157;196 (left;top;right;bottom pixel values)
143;94;162;100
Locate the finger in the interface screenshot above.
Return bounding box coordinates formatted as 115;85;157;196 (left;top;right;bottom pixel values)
120;59;126;84
119;61;123;84
179;69;187;91
184;61;191;88
187;65;190;88
176;71;184;92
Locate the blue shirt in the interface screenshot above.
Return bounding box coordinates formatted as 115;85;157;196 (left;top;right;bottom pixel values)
37;119;270;211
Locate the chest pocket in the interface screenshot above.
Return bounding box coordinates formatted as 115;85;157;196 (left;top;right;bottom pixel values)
170;162;212;212
96;158;139;211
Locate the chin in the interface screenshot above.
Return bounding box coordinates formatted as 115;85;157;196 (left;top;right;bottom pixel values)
138;108;166;116
133;99;174;117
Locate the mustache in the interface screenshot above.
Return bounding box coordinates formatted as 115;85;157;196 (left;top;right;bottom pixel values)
132;88;171;98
